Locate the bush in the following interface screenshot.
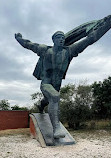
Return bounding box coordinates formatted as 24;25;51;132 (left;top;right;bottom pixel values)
60;84;93;129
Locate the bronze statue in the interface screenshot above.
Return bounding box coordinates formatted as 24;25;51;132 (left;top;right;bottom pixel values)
15;15;111;139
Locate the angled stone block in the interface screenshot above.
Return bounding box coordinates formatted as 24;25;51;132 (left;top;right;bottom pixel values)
30;113;76;147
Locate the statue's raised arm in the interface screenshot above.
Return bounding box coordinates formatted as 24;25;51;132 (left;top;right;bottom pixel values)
64;15;111;58
15;33;48;56
65;15;111;46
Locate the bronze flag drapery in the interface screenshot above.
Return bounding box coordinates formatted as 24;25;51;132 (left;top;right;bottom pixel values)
65;15;111;46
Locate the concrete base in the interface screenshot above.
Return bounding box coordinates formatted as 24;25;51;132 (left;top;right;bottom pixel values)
30;113;76;147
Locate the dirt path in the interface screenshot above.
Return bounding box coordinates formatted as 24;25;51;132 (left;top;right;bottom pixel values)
0;129;111;158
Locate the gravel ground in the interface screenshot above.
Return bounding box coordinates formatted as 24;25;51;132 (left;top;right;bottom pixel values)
0;129;111;158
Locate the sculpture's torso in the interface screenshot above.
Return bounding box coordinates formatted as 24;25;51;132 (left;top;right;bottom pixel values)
42;47;71;91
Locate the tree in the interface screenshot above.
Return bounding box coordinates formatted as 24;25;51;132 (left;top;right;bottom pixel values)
11;105;21;110
30;92;43;113
0;99;10;110
11;105;29;111
60;84;93;129
92;76;111;119
60;84;75;127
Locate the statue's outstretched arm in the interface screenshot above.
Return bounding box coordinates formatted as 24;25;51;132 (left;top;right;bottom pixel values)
70;15;111;57
69;36;91;57
15;33;47;56
15;33;39;54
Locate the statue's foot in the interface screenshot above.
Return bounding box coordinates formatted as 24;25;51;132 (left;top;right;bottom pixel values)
54;127;65;139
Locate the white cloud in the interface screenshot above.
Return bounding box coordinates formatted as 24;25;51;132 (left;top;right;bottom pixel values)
0;0;111;106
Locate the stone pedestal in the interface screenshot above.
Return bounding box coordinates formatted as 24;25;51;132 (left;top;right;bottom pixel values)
30;113;76;147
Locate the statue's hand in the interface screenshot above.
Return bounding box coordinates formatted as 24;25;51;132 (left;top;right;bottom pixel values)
15;33;22;39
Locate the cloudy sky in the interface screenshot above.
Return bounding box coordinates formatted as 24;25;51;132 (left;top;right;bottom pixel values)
0;0;111;107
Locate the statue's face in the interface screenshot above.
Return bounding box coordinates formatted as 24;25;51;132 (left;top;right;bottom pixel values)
53;34;65;47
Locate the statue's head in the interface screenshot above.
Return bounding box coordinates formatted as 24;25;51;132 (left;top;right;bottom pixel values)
52;31;65;47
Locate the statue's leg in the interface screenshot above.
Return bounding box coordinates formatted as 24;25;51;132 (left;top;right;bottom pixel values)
37;97;48;113
40;83;65;139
